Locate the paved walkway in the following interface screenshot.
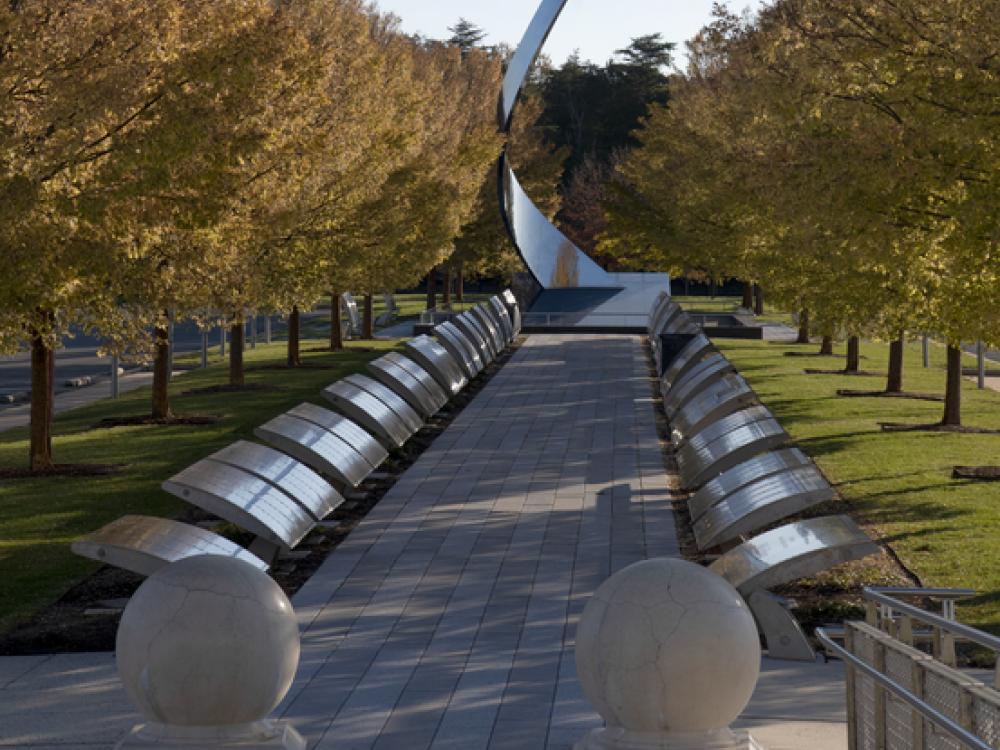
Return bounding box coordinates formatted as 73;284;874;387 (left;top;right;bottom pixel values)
0;334;848;749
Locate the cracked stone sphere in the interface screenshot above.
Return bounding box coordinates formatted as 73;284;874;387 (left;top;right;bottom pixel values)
575;558;760;733
116;555;299;726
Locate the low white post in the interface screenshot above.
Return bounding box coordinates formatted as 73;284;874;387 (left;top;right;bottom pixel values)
978;341;986;389
265;316;272;345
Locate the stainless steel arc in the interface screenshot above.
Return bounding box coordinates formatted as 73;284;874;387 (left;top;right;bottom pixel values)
434;322;483;378
322;379;414;449
453;313;495;364
254;413;374;487
286;402;388;469
368;355;443;418
382;352;450;410
342;374;424;434
404;335;468;395
676;418;789;489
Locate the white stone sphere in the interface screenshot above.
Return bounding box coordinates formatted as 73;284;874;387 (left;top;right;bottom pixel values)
116;555;300;727
575;559;760;733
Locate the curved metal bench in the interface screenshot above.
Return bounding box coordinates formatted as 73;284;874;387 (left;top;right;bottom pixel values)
488;296;515;343
692;464;837;550
342;374;424;434
661;333;714;389
162;460;315;560
689;447;812;522
72;515;269;577
501;289;522;334
710;515;879;659
207;440;343;522
381;352;450;411
470;305;505;355
674;405;774;453
368;355;445;418
254;413;376;487
322;379;415;449
670;373;758;440
648;295;679;338
453;312;495;364
286;402;388;470
404;335;468;396
434;321;483;378
677;417;789;489
662;354;737;418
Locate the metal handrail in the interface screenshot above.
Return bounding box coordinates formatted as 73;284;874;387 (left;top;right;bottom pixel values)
864;587;1000;654
816;627;993;750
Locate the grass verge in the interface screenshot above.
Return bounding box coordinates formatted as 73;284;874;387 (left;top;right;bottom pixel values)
715;336;1000;630
0;338;401;634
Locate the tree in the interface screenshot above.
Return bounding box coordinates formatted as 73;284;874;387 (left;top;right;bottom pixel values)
448;18;486;55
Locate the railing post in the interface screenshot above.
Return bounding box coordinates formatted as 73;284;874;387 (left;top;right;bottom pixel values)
977;341;986;390
845;625;858;750
111;354;120;399
265;316;272;345
874;640;887;748
898;615;914;645
911;661;925;749
923;335;930;368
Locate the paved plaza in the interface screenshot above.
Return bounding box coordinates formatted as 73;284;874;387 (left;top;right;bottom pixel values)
0;334;847;749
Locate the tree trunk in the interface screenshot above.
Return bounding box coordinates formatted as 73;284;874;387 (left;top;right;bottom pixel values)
287;306;301;367
797;310;810;344
229;320;244;386
845;336;861;373
456;268;465;302
942;345;963;426
819;336;834;356
443;268;453;308
29;322;55;471
330;290;343;351
151;319;172;420
741;282;753;310
753;284;765;315
887;334;905;393
426;268;437;310
363;293;374;339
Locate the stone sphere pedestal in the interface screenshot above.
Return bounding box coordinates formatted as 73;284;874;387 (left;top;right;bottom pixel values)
114;555;303;750
574;559;764;750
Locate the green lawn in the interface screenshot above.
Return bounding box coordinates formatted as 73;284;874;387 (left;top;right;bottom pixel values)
0;338;401;633
673;294;793;325
716;337;1000;630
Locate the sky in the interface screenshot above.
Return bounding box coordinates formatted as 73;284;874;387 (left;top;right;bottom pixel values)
372;0;743;69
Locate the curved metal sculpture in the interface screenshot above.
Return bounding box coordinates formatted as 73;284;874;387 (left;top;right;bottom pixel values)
498;0;616;289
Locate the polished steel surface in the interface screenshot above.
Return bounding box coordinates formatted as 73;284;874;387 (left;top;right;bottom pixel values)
649;298;681;339
470;305;505;354
209;440;342;522
71;515;269;577
162;460;314;549
501;289;522;334
254;413;374;487
689;447;812;522
675;405;774;454
404;335;468;395
662;354;736;417
500;160;614;289
453;312;495;364
676;418;789;489
341;292;362;336
710;515;878;594
748;590;817;661
692;465;837;549
669;373;758;439
434;321;483;378
368;355;442;418
343;373;425;434
660;334;714;389
322;380;414;448
287;402;388;469
663;310;699;334
488;296;515;342
647;291;671;334
500;0;570;129
383;352;450;410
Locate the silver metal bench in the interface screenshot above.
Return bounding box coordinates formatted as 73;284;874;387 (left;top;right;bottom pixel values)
488;296;515;342
342;373;424;434
661;334;714;389
453;312;495;364
207;440;343;522
676;417;789;489
689;448;812;522
162;460;316;561
380;352;450;410
673;404;774;452
368;355;445;418
434;321;484;378
72;515;269;577
669;373;758;440
710;515;878;659
322;379;415;449
501;289;522;334
662;354;737;418
647;294;678;338
470;305;505;355
404;335;468;395
254;412;376;487
286;402;389;470
692;464;837;550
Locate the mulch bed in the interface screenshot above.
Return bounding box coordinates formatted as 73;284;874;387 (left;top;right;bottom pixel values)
0;339;522;655
179;383;282;397
0;464;126;480
880;422;1000;435
837;389;944;402
952;466;1000;481
805;369;883;377
93;415;221;429
784;351;843;358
